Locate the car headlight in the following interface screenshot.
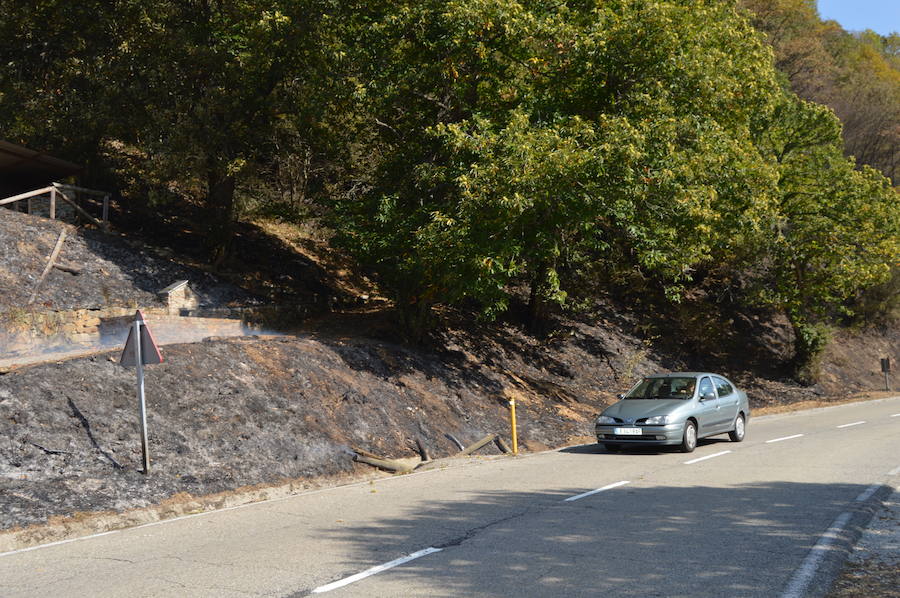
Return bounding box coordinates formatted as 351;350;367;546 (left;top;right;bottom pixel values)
644;415;670;425
596;415;616;425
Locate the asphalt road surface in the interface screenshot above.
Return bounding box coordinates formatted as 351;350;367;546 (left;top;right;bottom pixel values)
2;397;898;597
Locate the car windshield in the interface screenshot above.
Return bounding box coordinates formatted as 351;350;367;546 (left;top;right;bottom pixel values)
625;377;696;400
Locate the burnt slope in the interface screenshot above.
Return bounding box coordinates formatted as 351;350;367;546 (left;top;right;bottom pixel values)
0;208;256;310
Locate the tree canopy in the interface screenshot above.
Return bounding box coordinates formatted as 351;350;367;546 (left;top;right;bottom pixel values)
1;0;897;368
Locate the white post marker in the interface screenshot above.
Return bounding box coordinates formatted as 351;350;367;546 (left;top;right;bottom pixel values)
120;310;163;474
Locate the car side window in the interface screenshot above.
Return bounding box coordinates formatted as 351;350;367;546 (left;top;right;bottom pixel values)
699;377;715;398
713;377;733;397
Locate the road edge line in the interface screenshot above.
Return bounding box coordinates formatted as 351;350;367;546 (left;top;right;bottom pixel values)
779;483;893;598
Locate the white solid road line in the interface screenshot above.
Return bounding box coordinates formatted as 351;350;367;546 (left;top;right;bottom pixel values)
564;481;630;502
311;547;443;594
780;512;853;598
891;413;900;417
836;421;866;428
854;484;882;503
684;450;731;465
766;434;804;444
0;530;119;559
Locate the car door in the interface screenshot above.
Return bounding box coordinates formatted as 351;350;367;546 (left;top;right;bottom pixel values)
694;376;719;437
713;376;740;432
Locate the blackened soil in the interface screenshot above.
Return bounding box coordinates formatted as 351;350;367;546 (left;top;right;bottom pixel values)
3;301;894;531
0;324;610;530
0;208;257;310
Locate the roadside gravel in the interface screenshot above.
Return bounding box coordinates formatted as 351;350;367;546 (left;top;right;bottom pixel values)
827;486;900;598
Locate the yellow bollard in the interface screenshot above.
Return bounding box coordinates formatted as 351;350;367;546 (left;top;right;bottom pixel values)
508;398;518;455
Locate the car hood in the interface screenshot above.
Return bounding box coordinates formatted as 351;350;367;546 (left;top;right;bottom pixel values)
603;399;689;420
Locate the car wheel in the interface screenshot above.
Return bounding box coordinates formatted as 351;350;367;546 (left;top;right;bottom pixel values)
680;421;697;453
729;413;746;442
604;443;621;452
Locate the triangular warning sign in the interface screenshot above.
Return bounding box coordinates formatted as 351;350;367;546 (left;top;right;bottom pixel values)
120;310;163;367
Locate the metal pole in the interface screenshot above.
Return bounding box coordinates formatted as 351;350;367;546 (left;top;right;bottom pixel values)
134;319;150;473
885;371;891;392
49;188;56;220
508;399;518;455
102;194;109;222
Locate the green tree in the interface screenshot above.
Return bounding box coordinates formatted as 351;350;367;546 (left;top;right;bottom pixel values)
107;0;330;262
0;0;331;262
333;0;783;333
755;96;900;379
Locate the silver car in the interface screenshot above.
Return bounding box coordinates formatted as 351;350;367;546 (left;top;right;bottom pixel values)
595;373;750;453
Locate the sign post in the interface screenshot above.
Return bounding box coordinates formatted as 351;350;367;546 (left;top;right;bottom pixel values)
508;398;518;456
120;310;163;474
882;358;892;392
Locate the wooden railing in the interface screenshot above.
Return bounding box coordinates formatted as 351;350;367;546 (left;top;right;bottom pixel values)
0;183;110;227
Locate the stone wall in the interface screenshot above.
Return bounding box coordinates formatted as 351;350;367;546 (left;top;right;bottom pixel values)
0;307;280;371
0;305;315;370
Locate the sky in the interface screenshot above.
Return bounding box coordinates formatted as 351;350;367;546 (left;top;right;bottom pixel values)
817;0;900;36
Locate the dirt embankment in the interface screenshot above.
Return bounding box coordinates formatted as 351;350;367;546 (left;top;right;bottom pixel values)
3;306;893;536
0;321;615;532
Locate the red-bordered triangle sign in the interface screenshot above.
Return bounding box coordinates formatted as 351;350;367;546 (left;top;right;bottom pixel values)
120;310;163;366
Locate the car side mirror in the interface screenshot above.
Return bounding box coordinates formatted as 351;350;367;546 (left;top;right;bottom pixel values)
700;391;715;402
616;393;625;400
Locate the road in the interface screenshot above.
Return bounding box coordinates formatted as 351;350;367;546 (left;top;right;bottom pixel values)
2;397;898;597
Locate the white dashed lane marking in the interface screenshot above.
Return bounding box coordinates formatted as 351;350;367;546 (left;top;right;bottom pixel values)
766;434;804;444
836;421;866;429
311;547;443;594
684;450;731;465
564;481;630;502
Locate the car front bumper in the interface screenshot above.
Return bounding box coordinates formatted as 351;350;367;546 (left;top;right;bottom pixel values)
595;423;684;445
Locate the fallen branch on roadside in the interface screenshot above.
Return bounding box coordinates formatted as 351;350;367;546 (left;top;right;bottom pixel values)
351;447;422;473
459;433;498;456
28;441;73;455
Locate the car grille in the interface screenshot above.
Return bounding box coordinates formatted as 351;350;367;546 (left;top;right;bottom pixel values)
600;434;667;441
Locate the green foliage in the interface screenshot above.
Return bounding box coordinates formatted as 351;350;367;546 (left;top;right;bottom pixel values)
333;0;784;330
1;0;897;369
0;0;331;261
791;321;831;384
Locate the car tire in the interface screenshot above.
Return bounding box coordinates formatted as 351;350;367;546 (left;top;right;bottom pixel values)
604;443;621;452
729;413;746;442
680;421;697;453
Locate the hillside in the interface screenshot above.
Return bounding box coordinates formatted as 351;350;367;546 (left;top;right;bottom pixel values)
1;212;896;544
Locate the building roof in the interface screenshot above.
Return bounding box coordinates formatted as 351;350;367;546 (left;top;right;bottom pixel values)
0;140;82;181
158;280;191;295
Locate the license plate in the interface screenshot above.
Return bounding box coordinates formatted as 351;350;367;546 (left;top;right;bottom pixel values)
613;427;642;435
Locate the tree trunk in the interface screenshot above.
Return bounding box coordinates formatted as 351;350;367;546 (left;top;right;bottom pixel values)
205;170;236;266
527;265;549;333
397;297;433;345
